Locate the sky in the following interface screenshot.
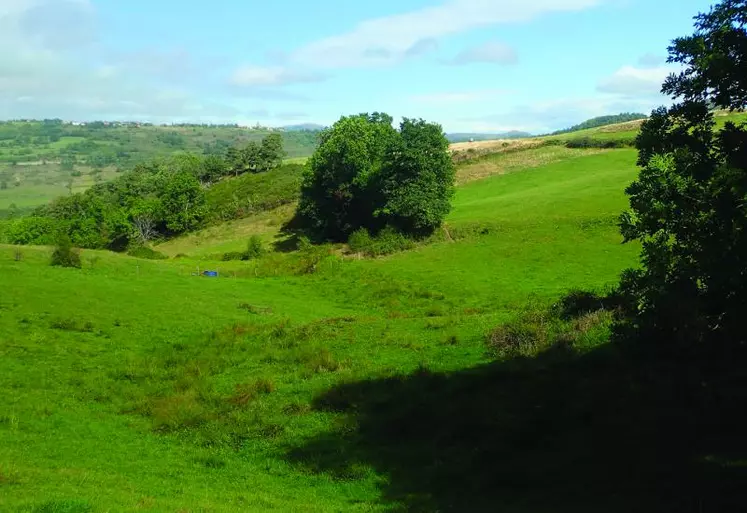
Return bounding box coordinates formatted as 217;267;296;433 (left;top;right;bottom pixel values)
0;0;718;133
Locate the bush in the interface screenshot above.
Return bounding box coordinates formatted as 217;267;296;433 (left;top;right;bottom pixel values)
245;235;264;259
347;228;373;253
127;245;168;260
565;137;633;149
222;251;246;262
50;234;82;268
486;297;615;359
221;236;265;261
6;216;59;245
206;164;304;222
348;226;415;257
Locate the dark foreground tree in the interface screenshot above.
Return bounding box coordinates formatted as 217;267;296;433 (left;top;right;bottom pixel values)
619;0;747;346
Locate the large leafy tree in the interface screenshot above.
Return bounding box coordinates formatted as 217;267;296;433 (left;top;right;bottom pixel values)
160;171;207;233
297;113;397;239
375;118;455;234
619;0;747;345
259;133;285;172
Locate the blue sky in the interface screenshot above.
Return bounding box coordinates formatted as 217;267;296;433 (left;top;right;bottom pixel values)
0;0;716;133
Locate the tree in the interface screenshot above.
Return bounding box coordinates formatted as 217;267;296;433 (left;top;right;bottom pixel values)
129;198;162;244
160;171;206;233
259;133;285;172
61;156;76;171
198;155;229;186
297;113;397;239
375;118;455;234
619;0;747;346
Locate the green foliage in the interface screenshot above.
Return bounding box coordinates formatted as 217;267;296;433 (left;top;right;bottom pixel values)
50;233;81;268
227;133;286;175
206;164;303;222
222;235;265;261
376;118;456;234
160;171;207;233
7;140;735;511
126;245;168;260
298;113;396;239
486;301;613;359
298;113;454;239
60;156;76;171
565;137;634;149
348;226;415;257
664;0;747;110
259;133;285;172
552;113;647;135
619;0;747;346
221;251;247;261
246;235;265;259
5;216;59;245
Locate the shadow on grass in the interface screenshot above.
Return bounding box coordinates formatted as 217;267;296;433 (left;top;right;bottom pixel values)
287;342;747;512
272;233;301;253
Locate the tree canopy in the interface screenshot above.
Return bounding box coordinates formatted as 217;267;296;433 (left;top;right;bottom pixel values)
619;0;747;346
297;113;454;240
5;134;289;250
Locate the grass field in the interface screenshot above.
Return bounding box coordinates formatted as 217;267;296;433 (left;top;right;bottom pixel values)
2;123;746;511
0;146;646;512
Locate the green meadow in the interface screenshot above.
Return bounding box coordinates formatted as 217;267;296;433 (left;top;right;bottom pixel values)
2;118;745;511
1;144;637;511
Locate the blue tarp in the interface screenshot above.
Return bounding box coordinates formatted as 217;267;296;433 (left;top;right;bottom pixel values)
202;271;218;277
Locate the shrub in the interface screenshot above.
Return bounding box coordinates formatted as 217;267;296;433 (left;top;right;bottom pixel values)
50;233;82;268
486;297;615;359
302;348;340;374
6;216;59;246
565;137;634;149
127;245;168;260
222;251;246;262
347;228;373;253
245;235;264;259
348;226;415;257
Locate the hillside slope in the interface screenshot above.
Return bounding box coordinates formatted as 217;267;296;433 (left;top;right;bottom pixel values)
3;137;745;511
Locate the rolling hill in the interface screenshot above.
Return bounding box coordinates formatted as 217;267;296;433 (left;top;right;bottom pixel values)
7;120;745;511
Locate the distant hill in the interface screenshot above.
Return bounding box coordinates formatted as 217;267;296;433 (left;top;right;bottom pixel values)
446;131;531;143
551;113;647;135
282;123;326;132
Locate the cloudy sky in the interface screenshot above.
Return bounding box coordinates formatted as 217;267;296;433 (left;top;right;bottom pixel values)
0;0;715;133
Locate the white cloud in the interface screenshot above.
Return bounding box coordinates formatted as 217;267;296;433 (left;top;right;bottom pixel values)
447;41;518;65
0;0;242;122
290;0;603;69
230;66;326;87
411;89;513;104
597;65;674;96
